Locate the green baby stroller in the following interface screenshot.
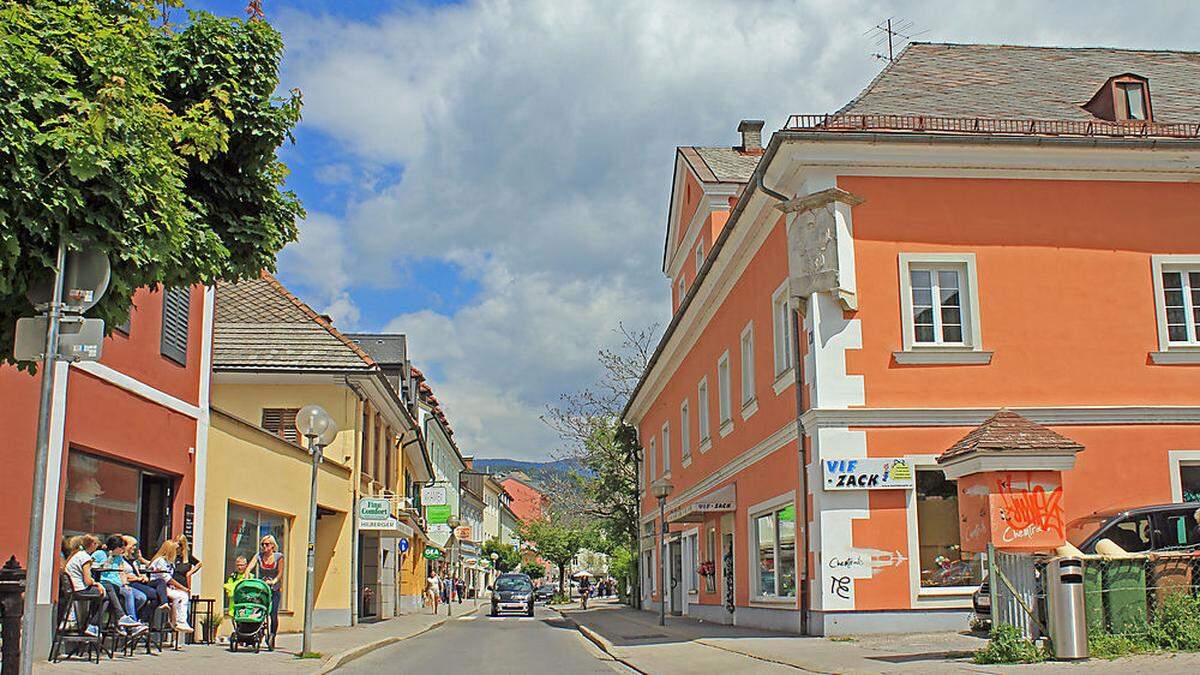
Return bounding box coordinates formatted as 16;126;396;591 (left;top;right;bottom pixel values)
228;578;272;652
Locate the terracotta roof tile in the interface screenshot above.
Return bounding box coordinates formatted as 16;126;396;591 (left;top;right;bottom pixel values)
939;409;1083;462
213;272;375;372
838;42;1200;123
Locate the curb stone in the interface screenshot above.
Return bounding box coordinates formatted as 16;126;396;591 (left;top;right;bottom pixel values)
553;606;648;675
318;608;475;674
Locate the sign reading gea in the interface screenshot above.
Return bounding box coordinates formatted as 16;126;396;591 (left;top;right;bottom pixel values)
823;458;915;490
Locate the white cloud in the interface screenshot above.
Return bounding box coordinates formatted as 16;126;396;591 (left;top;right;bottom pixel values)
273;0;1199;460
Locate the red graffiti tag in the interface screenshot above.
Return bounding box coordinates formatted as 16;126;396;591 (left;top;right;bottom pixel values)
996;472;1064;539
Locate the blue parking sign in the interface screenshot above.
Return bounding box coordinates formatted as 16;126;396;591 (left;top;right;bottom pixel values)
399;537;410;553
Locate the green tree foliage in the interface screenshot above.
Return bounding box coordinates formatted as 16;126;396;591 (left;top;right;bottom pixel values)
542;324;653;605
481;537;521;574
519;561;545;581
521;516;594;595
0;0;302;364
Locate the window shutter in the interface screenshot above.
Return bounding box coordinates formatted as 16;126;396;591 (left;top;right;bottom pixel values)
160;286;191;365
261;408;299;444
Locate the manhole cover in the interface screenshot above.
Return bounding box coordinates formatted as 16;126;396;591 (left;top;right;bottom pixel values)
621;634;667;640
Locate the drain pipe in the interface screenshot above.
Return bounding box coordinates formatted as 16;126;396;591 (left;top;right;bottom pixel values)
790;304;812;636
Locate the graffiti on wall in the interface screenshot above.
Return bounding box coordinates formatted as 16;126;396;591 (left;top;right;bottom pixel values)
995;472;1065;544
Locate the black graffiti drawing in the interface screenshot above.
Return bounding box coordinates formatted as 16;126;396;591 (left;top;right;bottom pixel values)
723;549;735;613
831;575;852;600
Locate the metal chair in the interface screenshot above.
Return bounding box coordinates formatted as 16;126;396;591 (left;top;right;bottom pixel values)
48;572;102;664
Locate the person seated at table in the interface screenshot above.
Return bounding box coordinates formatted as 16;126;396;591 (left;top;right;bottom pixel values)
92;535;149;636
65;535;128;638
148;539;193;634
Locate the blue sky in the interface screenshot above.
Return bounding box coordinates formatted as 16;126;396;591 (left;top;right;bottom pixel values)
178;1;1199;461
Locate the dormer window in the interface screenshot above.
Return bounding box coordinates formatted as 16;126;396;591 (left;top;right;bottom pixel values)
1117;82;1146;120
1083;73;1153;123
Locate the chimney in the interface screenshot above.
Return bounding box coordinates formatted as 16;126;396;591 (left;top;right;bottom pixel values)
737;119;765;153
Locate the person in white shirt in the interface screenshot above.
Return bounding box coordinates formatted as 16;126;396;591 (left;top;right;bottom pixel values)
64;535;126;638
426;571;441;613
148;539;193;634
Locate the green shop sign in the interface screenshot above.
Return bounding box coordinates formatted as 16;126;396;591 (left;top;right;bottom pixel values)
426;504;451;524
423;548;443;560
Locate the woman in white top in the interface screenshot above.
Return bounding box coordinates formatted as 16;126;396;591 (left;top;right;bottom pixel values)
426;571;440;613
64;534;123;637
148;539;193;633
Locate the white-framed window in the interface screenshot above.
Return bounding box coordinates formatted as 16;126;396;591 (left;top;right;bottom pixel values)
661;421;671;475
697;377;710;445
677;275;686;305
705;526;717;593
717;352;731;424
771;282;793;377
689;534;700;592
750;499;796;599
695;239;705;272
1152;257;1200;353
680;400;691;461
897;253;985;360
740;322;755;406
648;437;657;481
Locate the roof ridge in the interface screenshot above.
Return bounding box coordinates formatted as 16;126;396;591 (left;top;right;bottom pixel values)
908;41;1200;56
834;42;916;116
258;271;377;368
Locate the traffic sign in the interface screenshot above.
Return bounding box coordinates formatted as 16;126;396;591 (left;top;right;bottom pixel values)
399;537;410;553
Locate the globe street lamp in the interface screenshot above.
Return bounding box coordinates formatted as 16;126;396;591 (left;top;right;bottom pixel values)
296;404;337;656
650;477;675;627
446;516;461;616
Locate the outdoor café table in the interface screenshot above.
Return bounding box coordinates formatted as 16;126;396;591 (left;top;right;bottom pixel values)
189;597;217;644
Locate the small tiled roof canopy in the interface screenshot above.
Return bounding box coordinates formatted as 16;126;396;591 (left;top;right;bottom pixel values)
678;146;761;184
939;409;1084;463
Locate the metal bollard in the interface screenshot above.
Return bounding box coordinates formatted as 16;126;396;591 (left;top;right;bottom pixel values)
0;556;27;675
1047;557;1088;660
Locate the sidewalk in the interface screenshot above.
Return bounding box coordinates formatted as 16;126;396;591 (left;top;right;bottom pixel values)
559;600;1200;674
36;603;477;674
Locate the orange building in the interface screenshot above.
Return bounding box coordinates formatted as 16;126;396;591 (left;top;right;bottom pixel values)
624;43;1200;635
501;475;548;524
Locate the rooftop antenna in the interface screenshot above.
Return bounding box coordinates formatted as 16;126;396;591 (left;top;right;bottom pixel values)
865;17;927;63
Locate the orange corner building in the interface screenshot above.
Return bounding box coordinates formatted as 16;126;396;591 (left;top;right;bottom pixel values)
623;43;1200;635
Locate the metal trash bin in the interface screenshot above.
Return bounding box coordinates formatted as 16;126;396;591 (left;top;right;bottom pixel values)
1047;557;1088;659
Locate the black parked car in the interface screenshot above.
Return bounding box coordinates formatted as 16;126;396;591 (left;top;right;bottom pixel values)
535;584;555;602
973;502;1200;627
490;573;536;617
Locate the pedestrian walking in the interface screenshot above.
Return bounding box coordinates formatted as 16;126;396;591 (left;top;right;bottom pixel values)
455;577;465;604
245;534;284;650
426;570;440;614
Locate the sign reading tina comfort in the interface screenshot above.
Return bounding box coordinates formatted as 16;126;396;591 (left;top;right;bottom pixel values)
358;497;400;530
823;458;914;490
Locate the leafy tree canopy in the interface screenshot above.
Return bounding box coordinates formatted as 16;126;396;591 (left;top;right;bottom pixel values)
0;0;302;364
519;560;545;581
481;537;521;574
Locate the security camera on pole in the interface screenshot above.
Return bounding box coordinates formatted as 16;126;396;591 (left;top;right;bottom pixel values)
295;405;338;657
15;246;110;675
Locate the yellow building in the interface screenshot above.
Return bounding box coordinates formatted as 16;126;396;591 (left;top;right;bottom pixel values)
200;273;434;636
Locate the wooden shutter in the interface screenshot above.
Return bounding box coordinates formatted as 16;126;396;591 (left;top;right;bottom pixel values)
160;286;191;365
261;408;299;444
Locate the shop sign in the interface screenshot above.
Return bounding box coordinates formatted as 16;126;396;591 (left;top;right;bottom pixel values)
429;523;451;535
426;504;451;525
823;458;914;490
359;497;400;530
423;547;443;560
421;486;447;506
454;525;472;541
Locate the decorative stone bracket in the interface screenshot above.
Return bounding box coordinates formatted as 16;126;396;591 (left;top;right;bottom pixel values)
776;187;864;315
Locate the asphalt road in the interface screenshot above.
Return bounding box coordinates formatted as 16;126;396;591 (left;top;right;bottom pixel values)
336;604;627;674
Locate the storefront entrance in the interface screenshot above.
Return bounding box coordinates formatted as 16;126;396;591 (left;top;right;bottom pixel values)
669;539;682;615
63;449;175;549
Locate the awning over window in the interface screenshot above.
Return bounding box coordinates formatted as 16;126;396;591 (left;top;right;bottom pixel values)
668;483;736;523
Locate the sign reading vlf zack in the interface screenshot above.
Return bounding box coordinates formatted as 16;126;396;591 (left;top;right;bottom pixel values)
823;458;915;490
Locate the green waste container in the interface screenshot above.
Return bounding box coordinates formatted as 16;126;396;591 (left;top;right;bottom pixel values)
1104;559;1148;633
1083;561;1105;635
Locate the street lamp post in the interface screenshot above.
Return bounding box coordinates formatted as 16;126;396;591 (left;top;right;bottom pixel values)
490;552;499;598
296;405;338;657
650;478;675;627
446;516;460;616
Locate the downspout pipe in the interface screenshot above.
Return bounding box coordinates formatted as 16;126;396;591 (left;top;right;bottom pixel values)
790;305;812;636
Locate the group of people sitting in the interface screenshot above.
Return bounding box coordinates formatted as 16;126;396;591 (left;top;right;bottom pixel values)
61;532;201;640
